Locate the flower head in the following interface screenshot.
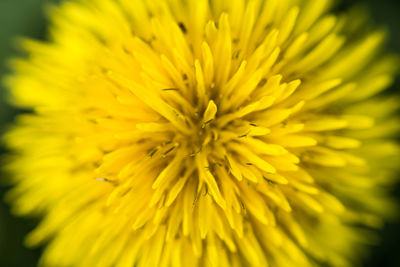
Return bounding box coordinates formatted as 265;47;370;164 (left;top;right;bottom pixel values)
3;0;400;266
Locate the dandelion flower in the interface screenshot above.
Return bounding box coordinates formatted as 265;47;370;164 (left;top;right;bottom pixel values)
3;0;400;266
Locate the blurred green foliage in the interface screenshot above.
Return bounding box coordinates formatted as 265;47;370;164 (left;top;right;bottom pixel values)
0;0;399;266
0;1;60;266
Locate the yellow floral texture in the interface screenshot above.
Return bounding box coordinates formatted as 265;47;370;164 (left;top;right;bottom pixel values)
3;0;400;266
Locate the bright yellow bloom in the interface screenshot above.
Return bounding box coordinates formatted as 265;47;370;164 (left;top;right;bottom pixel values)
3;0;400;266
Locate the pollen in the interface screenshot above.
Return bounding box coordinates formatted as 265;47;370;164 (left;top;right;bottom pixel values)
3;0;400;267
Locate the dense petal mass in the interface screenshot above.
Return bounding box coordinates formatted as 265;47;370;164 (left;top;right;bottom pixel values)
3;0;400;266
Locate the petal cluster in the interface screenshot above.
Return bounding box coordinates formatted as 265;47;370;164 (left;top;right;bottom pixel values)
4;0;400;267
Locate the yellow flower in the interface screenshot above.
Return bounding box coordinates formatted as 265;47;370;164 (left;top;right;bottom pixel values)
3;0;400;266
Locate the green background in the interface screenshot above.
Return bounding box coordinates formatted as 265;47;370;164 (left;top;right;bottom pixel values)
0;0;399;266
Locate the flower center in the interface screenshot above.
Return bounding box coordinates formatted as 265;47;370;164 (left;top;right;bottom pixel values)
179;100;222;156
